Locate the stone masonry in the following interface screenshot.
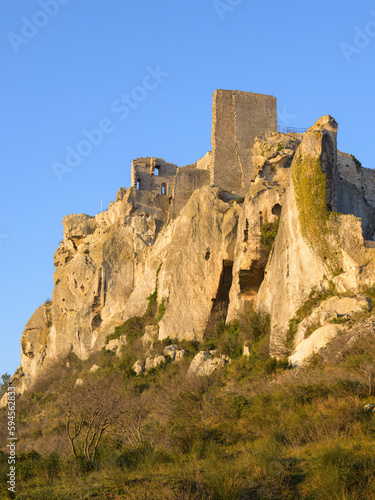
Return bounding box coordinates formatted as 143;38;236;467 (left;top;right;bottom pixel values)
211;90;277;194
131;157;178;197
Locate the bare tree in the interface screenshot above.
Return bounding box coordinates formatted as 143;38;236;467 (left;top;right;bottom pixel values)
58;375;126;461
116;390;149;447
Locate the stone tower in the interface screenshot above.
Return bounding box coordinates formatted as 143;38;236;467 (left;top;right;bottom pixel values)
211;89;277;194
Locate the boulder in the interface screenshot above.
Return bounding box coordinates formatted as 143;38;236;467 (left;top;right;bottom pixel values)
188;351;226;376
293;295;370;347
243;343;251;357
132;360;145;376
105;335;127;355
289;324;343;367
145;355;166;370
141;325;159;348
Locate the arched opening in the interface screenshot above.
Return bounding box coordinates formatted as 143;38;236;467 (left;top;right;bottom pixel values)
154;165;160;176
161;183;167;195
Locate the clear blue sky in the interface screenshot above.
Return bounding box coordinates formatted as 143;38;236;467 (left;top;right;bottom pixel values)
1;0;374;377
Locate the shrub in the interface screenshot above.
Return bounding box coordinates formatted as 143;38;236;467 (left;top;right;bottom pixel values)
0;373;10;398
157;298;166;322
264;357;292;374
306;443;375;498
260;218;280;251
106;316;145;344
146;289;158;317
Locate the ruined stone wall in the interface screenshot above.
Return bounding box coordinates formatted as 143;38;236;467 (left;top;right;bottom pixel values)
211;90;277;195
335;152;375;240
131;157;178;197
168;166;210;220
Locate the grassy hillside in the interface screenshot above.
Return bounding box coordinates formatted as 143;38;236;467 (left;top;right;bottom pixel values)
2;305;375;499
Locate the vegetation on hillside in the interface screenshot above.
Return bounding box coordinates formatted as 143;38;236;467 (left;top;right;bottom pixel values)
2;306;375;499
292;154;342;275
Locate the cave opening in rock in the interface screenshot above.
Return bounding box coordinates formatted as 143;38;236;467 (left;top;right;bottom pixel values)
205;260;233;333
239;260;266;301
272;203;281;216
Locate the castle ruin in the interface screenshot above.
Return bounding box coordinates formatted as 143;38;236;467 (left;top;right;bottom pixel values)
129;89;375;240
130;89;278;220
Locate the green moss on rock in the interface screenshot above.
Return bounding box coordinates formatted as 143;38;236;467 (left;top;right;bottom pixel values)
292;154;342;274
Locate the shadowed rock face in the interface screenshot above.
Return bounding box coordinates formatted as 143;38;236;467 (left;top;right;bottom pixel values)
13;93;375;392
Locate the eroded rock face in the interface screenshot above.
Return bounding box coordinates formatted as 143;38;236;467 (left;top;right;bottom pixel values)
293;295;370;348
21;187;168;389
251;132;302;180
20;302;52;391
16;106;375;390
335;152;375;240
257;115;375;356
227;178;286;322
156;187;241;341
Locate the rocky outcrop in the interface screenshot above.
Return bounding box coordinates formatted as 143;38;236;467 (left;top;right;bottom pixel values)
289;324;343;366
257;116;375;356
20;187;168;390
132;344;185;375
251;132;302;179
13;89;375;393
105;335;127;356
288;294;371;366
157;187;240;341
293;295;370;348
187;351;227;376
20;302;52;391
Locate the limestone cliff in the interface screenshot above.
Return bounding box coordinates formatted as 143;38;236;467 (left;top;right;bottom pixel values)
258;116;375;356
9;89;375;395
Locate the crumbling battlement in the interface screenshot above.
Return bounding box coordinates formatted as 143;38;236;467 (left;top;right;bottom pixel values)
131;157;178;197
